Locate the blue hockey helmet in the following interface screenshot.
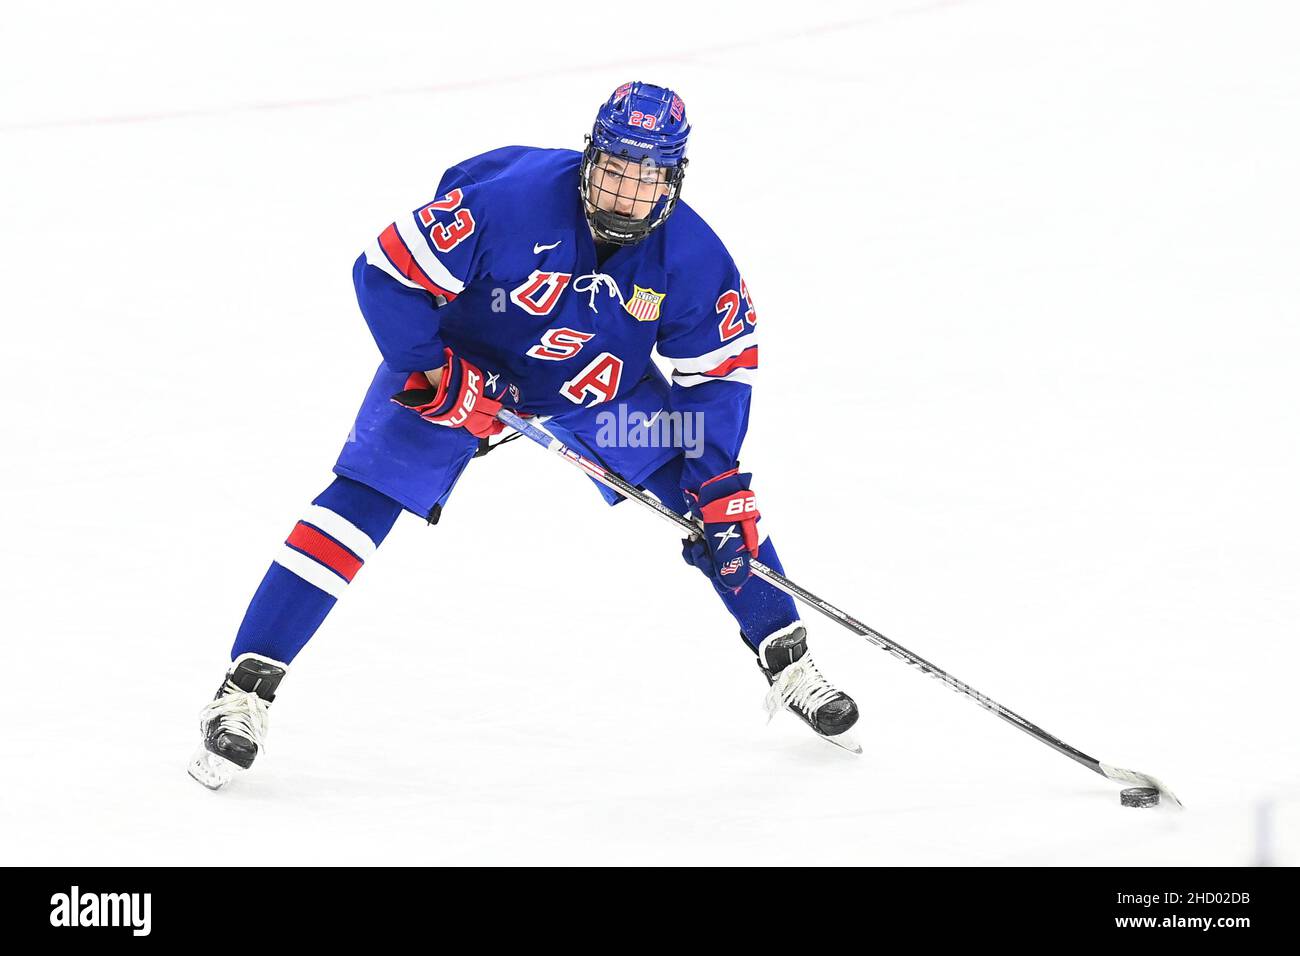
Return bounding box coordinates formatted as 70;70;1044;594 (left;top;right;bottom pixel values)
581;81;690;245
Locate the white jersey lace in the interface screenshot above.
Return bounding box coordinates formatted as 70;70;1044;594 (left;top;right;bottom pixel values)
572;272;624;312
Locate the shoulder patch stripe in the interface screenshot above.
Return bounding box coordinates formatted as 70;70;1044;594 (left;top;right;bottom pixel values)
663;330;758;374
394;214;467;296
702;345;758;378
378;224;460;301
364;239;422;290
672;366;757;389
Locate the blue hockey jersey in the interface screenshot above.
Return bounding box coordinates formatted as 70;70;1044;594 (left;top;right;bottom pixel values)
352;146;759;491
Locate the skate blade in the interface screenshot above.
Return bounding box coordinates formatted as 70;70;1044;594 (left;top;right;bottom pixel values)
187;747;241;790
817;731;863;755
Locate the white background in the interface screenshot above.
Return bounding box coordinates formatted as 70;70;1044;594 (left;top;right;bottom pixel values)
1;0;1296;865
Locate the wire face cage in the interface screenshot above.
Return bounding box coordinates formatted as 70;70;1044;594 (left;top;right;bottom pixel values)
580;136;687;245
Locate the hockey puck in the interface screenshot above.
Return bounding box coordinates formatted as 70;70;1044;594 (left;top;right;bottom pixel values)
1121;787;1160;808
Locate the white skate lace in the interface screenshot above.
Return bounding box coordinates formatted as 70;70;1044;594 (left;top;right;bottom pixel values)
199;679;271;752
572;272;624;312
764;656;843;722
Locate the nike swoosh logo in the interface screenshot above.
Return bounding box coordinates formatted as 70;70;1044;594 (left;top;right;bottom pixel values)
643;411;661;428
533;241;562;254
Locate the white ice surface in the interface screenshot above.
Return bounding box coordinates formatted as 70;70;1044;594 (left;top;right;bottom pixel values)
1;0;1297;865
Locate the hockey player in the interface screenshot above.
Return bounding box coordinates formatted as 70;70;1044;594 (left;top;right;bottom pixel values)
189;82;859;790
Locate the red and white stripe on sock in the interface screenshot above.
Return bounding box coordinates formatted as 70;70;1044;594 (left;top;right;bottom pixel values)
274;505;377;598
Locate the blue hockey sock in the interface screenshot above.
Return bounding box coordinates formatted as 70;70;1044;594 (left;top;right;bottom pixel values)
716;536;800;650
229;476;403;664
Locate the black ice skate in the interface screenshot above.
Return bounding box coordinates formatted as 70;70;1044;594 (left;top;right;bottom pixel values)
756;624;861;754
187;652;288;790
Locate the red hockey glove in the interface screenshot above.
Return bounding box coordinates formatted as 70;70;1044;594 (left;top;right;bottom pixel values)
682;470;761;594
391;348;504;439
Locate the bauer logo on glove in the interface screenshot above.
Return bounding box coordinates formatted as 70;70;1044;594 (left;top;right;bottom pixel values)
391;347;507;439
682;469;762;594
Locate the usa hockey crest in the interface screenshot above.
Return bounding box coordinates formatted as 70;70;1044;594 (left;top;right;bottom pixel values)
624;284;665;322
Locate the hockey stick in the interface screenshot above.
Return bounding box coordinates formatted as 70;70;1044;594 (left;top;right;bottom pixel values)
496;407;1182;807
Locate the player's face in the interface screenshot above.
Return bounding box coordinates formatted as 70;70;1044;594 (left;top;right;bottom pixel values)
587;153;670;222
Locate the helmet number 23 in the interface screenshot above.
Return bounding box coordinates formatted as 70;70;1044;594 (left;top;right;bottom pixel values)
628;111;657;130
